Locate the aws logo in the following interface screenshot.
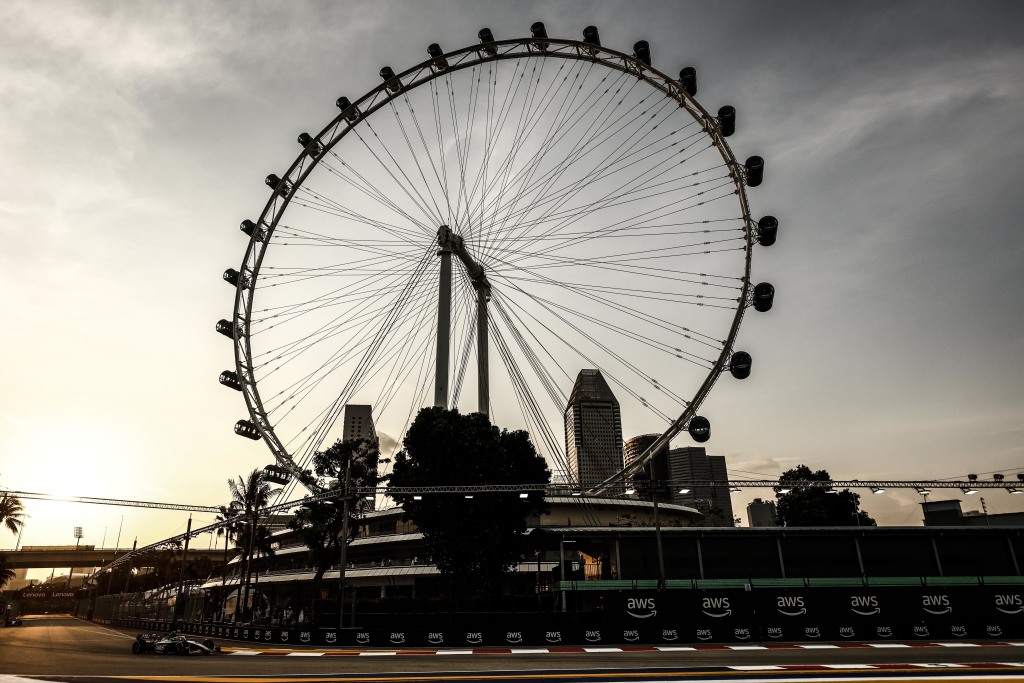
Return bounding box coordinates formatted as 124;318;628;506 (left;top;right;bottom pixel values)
355;632;370;644
545;631;562;644
506;632;522;644
585;630;601;643
838;626;856;638
325;632;337;644
766;627;784;639
804;626;820;638
428;632;444;645
850;595;880;616
696;629;713;641
777;595;806;617
466;632;483;644
951;625;967;637
922;594;951;615
876;625;892;638
987;625;1003;637
623;630;639;642
996;594;1023;614
627;597;657;619
300;631;311;643
390;632;406;644
702;596;731;618
734;628;750;640
913;626;930;637
661;629;678;642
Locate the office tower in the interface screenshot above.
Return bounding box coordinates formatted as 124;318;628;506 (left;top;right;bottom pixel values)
564;369;624;488
623;433;670;500
342;404;378;510
342;404;377;443
746;497;779;527
668;446;734;525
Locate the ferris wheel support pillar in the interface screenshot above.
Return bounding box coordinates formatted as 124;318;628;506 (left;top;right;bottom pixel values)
477;288;489;417
434;232;453;409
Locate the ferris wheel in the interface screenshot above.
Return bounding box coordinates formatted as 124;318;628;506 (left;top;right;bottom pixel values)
217;23;778;495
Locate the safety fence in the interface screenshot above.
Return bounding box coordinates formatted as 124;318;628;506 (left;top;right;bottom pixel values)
85;577;1024;645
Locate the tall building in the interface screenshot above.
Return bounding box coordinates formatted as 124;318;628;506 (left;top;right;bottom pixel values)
342;404;377;443
342;404;378;510
564;369;623;488
747;497;779;527
623;433;669;500
667;447;734;525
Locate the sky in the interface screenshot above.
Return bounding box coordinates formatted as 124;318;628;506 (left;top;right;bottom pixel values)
2;0;1023;563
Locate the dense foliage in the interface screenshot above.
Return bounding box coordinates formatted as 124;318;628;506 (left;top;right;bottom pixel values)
775;465;876;527
388;407;550;593
288;437;381;623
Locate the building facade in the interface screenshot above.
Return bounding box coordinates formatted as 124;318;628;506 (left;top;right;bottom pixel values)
667;447;734;524
746;497;779;527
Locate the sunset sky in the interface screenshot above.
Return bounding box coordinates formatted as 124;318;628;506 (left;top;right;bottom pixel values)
2;0;1022;566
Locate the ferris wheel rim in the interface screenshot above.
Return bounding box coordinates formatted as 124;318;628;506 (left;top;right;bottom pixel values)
229;32;757;493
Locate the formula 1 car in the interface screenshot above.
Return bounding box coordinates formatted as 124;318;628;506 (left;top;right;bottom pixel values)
131;632;221;655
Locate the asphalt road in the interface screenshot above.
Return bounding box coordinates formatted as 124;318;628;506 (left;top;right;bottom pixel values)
2;615;1024;681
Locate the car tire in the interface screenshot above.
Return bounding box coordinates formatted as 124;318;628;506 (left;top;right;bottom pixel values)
203;639;215;651
175;642;186;655
132;641;142;655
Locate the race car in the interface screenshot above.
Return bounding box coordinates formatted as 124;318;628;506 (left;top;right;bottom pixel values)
131;632;221;655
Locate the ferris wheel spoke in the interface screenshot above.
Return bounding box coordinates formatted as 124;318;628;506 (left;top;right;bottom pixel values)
482;74;662;251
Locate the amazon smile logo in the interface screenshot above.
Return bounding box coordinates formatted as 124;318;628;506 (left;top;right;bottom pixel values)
701;596;731;618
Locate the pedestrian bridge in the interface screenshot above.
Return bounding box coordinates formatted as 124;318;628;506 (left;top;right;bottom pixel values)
0;546;219;569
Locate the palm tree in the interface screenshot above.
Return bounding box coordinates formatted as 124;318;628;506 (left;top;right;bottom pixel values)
226;469;273;622
0;493;26;537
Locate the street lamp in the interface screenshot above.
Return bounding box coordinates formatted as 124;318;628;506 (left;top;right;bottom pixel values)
68;527;83;588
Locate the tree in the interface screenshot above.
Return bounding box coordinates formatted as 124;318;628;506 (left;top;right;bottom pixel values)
775;465;876;527
0;493;26;537
224;469;276;620
0;554;14;590
388;407;550;595
288;437;381;626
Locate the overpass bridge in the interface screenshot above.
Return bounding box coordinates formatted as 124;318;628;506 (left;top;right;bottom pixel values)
0;546;222;570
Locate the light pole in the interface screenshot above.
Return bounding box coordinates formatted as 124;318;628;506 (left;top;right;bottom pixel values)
68;526;83;588
338;456;352;631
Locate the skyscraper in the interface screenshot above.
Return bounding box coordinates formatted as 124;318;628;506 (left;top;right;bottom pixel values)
668;446;734;525
623;433;669;500
746;497;779;527
564;369;623;487
342;404;378;510
342;404;377;443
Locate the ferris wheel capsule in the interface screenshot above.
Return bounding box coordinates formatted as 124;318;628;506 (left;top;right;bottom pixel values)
530;22;549;50
219;370;243;391
265;174;292;197
297;132;323;157
729;351;752;379
583;25;601;46
216;319;234;339
718;106;736;137
223;268;240;287
633;41;651;67
688;416;711;443
757;216;778;246
478;28;497;55
753;282;775;312
234;419;261;440
379;66;403;94
680;67;697;96
745;156;765;187
427;43;449;70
